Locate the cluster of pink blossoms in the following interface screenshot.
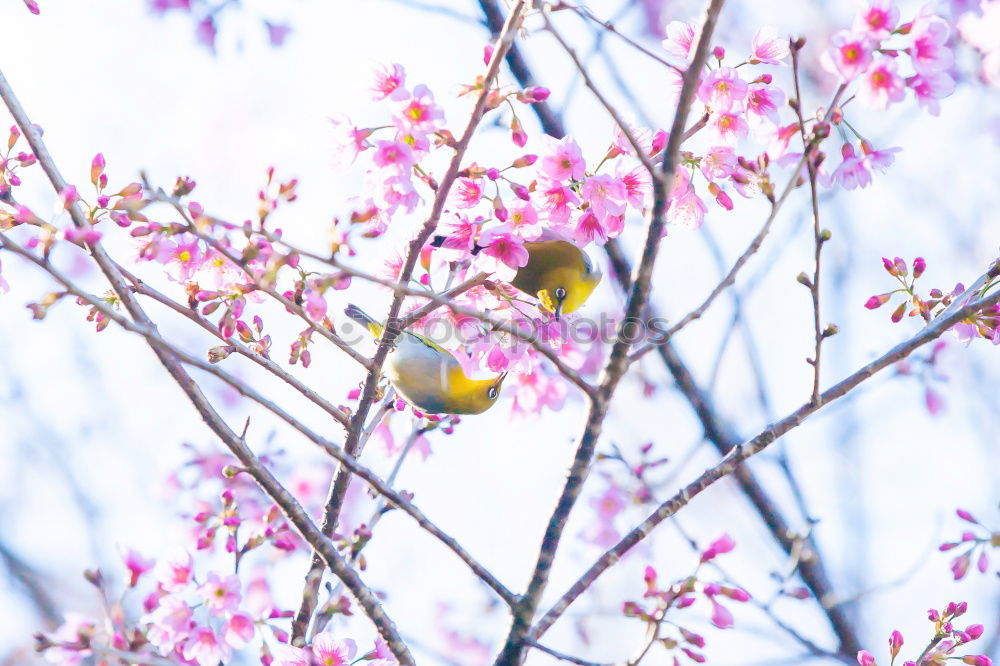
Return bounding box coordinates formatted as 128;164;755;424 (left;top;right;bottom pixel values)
865;256;1000;344
939;508;997;580
622;535;750;664
36;440;390;666
856;602;991;666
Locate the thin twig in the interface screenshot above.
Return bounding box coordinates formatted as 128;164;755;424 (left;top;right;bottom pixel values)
568;5;684;74
525;638;611;666
790;39;828;405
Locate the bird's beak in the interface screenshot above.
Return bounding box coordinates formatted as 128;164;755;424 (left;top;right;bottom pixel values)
554;298;564;321
498;372;509;386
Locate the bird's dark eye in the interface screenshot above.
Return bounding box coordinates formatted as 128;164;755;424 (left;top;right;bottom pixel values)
488;386;498;400
555;287;567;300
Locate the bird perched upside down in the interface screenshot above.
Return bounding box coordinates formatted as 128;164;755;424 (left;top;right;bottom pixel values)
431;231;601;319
344;304;507;415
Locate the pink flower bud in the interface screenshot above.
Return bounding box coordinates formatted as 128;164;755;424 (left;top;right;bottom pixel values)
510;117;527;147
483;44;495;65
865;293;892;309
889;630;904;657
893;257;907;276
882;257;897;275
530;86;550;101
951;553;971;580
23;0;40;15
913;257;926;278
679;627;705;648
90;153;105;186
712;45;725;60
961;656;991;666
486;167;500;180
890;301;906;323
928;608;940;621
977;550;989;574
966;625;984;640
856;650;876;666
511;183;531;201
59;185;80;208
650;129;668;156
682;648;706;663
956;509;978;524
512;154;538;168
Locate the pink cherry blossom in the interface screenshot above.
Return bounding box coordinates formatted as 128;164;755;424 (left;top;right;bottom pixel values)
152;550;193;592
541;136;586;181
617;162;652;210
182;627;230;666
573;210;612;246
222;612;255;649
508;201;542;240
311;633;357;665
118;546;154;587
700;145;738;181
746;82;786;126
142;595;192;653
197;571;241;615
854;0;900;39
396;84;444;133
450;177;483;209
750;26;790;64
477;225;530;279
907;71;955;115
697;67;748;111
823;31;874;81
329;115;372;170
668;189;708;229
435;214;482;261
662;20;696;62
511;365;567;416
861;142;901;173
371;63;407;101
272;643;308;666
910;13;954;74
537;179;581;226
831;143;872;190
859;57;906;110
707;110;749;146
372;139;415;173
580;174;627;222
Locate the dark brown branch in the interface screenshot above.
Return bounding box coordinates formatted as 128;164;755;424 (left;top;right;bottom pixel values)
292;2;528;641
491;1;727;663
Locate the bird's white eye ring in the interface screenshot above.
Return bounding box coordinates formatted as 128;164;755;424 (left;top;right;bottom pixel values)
488;386;498;400
555;287;567;300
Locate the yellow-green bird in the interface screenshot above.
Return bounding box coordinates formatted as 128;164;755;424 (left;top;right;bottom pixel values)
432;231;602;319
344;304;507;415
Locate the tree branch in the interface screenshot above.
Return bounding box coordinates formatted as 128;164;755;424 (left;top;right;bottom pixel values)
530;279;1000;639
491;1;727;662
292;2;528;640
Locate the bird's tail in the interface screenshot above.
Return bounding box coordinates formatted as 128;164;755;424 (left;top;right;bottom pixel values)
344;304;382;337
430;235;483;255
